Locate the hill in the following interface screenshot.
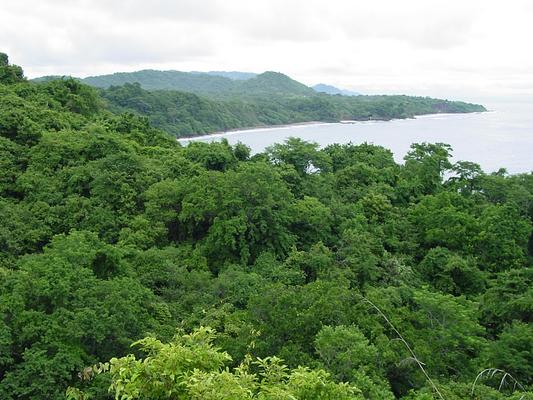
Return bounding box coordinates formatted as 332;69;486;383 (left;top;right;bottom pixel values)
75;66;486;138
238;71;315;97
313;83;360;96
83;69;236;94
79;69;313;99
99;82;486;137
35;71;486;139
199;70;257;80
32;72;486;138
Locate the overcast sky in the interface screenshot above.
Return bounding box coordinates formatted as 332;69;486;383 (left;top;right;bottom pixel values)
2;0;533;100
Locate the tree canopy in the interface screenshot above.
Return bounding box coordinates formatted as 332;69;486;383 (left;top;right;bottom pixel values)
1;55;531;400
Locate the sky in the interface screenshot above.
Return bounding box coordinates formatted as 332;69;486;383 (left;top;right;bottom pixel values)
2;0;533;101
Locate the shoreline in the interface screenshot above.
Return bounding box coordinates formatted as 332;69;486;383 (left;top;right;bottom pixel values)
177;121;332;141
177;110;487;142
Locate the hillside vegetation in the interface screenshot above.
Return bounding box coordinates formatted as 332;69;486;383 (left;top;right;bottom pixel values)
36;68;486;138
1;54;531;400
313;83;361;96
98;82;485;137
81;70;315;97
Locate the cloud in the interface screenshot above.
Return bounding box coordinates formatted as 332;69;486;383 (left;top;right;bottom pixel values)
1;0;225;24
226;0;332;43
0;0;219;74
1;0;533;98
330;0;479;49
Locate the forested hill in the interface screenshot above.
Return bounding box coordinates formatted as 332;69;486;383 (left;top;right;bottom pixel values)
34;68;486;138
313;83;361;96
82;69;315;97
194;70;258;80
99;82;486;137
81;70;361;96
1;53;532;400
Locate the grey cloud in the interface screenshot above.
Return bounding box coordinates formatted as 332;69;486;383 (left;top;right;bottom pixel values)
89;0;225;23
2;0;533;97
70;20;217;63
334;1;478;49
0;2;218;73
1;0;224;24
228;1;332;43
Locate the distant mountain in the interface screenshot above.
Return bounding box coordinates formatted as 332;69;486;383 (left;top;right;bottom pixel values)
199;71;257;80
32;75;77;83
312;83;360;96
240;71;315;97
74;69;313;98
31;70;486;139
81;70;236;94
36;70;359;99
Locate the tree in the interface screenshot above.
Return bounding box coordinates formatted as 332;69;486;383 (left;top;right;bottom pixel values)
480;268;533;333
0;231;161;400
361;287;487;395
475;205;531;272
482;322;533;385
244;280;355;366
199;163;296;264
324;142;397;172
315;325;395;400
337;227;385;287
400;143;453;198
408;191;479;254
0;53;24;84
266;137;331;176
183;140;237;171
42;78;100;116
289;196;333;249
67;327;362;400
233;142;251;161
417;247;485;296
283;242;335;283
447;161;484;194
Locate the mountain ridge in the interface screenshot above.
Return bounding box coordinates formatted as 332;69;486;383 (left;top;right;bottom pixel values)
312;83;360;96
35;70;354;99
31;68;486;138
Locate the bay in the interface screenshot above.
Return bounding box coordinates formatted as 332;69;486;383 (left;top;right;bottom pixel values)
179;100;533;174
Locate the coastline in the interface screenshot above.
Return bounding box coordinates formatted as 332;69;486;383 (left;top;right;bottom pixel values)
177;110;487;142
177;121;333;141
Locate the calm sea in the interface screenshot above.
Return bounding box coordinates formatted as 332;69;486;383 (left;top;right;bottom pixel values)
179;100;533;174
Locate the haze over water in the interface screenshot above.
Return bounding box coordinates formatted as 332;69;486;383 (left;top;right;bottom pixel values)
180;100;533;174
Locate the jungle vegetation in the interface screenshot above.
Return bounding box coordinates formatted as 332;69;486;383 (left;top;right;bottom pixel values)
36;69;486;138
1;54;531;400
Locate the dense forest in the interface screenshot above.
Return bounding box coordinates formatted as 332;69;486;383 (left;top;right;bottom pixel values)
99;82;485;138
36;69;486;138
76;70;321;95
1;53;532;400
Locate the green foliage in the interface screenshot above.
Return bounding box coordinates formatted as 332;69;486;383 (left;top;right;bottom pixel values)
474;205;531;272
400;143;454;198
480;268;533;333
408;191;479;253
483;322;533;385
68;327;362;400
1;54;530;399
290;196;333;249
315;325;395;400
417;247;485;296
315;325;378;380
78;71;487;138
405;380;533;400
267;137;332;175
0;53;24;84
